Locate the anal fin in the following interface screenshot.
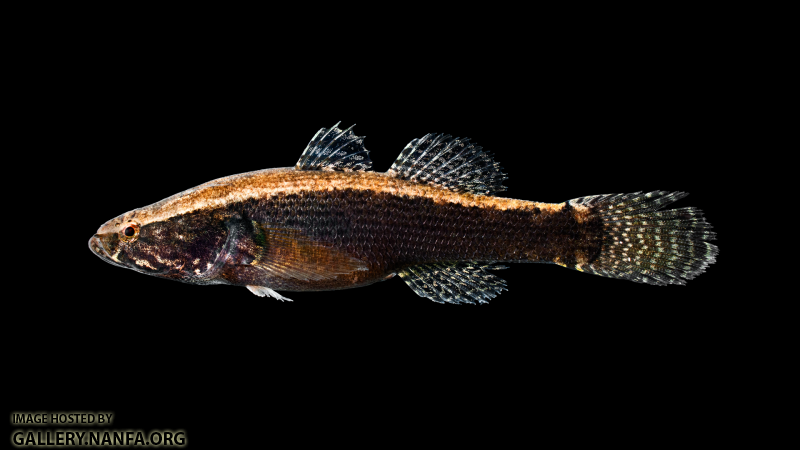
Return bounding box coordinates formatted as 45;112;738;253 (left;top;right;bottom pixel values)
398;262;508;305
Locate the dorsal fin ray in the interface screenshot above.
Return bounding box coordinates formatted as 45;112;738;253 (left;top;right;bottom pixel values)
296;122;372;172
388;133;507;195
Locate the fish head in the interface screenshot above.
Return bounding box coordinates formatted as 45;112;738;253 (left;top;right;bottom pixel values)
88;210;196;279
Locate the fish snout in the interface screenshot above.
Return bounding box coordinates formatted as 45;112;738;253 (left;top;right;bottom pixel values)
89;234;109;257
97;221;120;235
89;233;125;268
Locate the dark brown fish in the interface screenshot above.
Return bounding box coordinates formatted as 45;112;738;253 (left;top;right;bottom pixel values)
88;124;718;303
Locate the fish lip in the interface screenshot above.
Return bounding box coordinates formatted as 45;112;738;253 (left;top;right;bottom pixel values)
88;234;127;269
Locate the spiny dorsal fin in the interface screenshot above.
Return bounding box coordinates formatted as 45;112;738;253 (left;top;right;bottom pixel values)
398;262;508;305
296;122;372;172
387;133;507;195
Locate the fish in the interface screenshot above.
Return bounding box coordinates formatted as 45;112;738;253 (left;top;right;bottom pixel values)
88;123;718;304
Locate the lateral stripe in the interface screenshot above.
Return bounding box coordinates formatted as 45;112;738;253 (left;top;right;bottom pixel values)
101;168;564;232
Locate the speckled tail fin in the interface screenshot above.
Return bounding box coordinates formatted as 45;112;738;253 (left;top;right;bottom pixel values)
570;191;718;285
399;263;508;304
388;133;508;195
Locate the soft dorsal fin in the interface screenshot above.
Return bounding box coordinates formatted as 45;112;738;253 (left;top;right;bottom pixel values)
296;122;372;171
398;262;508;304
388;133;507;195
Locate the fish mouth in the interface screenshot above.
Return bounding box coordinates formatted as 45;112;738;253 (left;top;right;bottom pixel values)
88;234;127;269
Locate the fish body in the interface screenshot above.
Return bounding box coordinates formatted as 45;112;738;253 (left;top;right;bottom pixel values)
89;124;718;303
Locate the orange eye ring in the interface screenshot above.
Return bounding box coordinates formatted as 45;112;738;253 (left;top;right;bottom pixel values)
119;222;140;242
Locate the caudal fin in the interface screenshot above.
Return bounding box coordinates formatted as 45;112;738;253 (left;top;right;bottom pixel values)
570;191;718;285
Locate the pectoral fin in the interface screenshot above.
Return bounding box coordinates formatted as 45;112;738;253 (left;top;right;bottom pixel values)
251;222;369;282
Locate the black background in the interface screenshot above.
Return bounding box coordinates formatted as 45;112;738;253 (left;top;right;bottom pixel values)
7;11;747;448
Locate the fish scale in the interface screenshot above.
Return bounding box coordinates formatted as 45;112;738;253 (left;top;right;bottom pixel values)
88;123;718;303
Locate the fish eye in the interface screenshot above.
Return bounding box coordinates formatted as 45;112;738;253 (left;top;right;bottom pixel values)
119;222;140;242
